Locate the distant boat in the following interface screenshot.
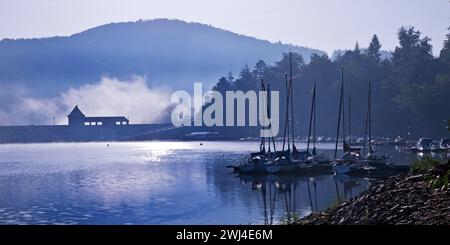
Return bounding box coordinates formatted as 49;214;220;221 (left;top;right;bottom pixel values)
439;138;450;151
393;136;406;146
415;138;433;152
429;138;449;153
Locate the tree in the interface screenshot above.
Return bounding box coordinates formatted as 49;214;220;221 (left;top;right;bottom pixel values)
392;26;434;85
439;26;450;67
213;76;232;94
354;42;361;54
395;26;432;60
275;52;304;75
239;64;252;80
204;25;449;137
234;65;255;91
367;34;382;62
226;71;234;84
253;60;268;79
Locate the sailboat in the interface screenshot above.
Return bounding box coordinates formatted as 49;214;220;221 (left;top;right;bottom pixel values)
304;82;331;165
235;53;330;174
343;93;363;152
265;53;336;174
363;80;390;167
332;67;365;174
264;53;312;174
234;71;303;174
238;79;277;174
333;78;394;174
286;52;311;162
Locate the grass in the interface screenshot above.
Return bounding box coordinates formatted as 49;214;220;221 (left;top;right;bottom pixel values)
410;156;449;189
410;156;441;172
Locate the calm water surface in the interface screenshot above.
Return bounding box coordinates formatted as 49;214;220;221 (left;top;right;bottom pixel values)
0;141;445;224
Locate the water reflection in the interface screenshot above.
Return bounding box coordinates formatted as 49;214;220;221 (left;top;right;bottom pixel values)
0;142;447;224
415;151;449;161
237;173;371;224
387;145;449;165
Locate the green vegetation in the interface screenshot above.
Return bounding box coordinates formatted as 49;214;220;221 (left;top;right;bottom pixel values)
411;157;450;189
410;156;441;172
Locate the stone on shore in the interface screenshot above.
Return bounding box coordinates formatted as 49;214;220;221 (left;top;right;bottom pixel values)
297;162;450;225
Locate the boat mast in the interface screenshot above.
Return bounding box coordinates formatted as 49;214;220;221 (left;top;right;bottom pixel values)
289;52;296;150
260;79;266;152
368;80;373;153
362;81;370;158
334;67;344;159
313;84;317;155
348;93;351;143
306;82;316;153
282;73;291;152
267;83;277;153
342;71;346;146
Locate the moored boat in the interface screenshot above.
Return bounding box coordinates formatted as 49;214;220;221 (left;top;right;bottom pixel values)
410;138;433;152
332;76;392;174
432;138;450;152
235;54;333;175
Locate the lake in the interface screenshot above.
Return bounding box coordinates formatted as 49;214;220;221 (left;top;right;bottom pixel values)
0;141;445;224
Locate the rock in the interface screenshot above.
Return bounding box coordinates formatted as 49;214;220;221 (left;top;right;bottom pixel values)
405;174;423;181
296;166;450;225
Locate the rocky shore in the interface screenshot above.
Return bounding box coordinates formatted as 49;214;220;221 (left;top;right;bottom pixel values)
297;161;450;225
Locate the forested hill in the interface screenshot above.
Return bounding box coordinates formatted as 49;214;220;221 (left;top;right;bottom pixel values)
0;18;324;96
208;27;450;137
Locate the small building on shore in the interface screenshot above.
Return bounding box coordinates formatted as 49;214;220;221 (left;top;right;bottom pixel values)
0;105;236;143
0;105;184;143
68;106;129;127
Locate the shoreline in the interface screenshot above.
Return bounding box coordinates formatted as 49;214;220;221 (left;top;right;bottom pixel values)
295;160;450;225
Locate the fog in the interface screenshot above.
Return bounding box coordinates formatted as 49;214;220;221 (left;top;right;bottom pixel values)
0;76;173;125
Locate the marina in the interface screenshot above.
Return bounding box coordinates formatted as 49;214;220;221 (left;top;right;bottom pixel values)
0;141;446;225
0;1;449;242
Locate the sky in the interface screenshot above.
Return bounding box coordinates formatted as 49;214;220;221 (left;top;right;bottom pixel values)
0;0;449;55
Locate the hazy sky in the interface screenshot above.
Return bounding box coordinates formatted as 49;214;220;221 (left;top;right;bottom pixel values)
0;0;449;55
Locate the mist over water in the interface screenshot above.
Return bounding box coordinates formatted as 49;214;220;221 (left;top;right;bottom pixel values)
0;77;173;125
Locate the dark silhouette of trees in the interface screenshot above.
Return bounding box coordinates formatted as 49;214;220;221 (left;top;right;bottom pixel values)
367;35;382;62
206;25;450;138
234;65;255;92
439;26;450;66
253;60;268;79
392;26;434;85
353;42;361;55
275;52;305;74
